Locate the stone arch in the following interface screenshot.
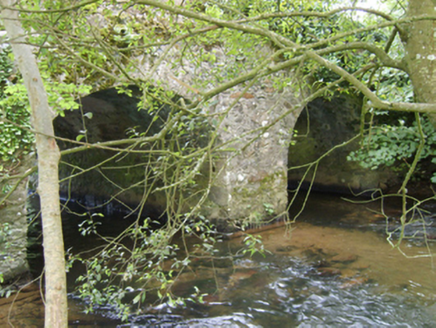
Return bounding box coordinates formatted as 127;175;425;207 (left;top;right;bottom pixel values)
39;3;309;224
54;85;176;217
287;93;399;195
53;82;305;224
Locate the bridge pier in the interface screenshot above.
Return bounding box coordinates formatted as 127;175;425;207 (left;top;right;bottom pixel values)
202;84;304;224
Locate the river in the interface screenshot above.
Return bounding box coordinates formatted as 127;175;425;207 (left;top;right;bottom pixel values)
1;193;435;327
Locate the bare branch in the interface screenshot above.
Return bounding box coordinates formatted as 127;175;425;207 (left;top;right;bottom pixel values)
316;41;405;71
306;51;436;113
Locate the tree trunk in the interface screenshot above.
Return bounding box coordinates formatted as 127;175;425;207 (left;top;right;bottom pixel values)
0;1;68;327
403;0;436;127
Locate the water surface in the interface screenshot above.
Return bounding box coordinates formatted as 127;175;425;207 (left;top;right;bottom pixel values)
2;193;436;327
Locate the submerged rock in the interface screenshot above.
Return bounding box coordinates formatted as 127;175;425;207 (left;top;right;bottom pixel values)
330;253;358;264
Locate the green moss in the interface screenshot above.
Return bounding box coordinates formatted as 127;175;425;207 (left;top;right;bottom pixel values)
230;170;286;221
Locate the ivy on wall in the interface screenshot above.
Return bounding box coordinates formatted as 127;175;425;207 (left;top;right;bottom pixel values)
348;116;436;183
0;47;34;163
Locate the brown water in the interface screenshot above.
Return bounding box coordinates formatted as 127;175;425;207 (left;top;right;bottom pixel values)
1;193;436;327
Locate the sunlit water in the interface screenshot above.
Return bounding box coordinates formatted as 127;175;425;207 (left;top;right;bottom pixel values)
7;194;436;327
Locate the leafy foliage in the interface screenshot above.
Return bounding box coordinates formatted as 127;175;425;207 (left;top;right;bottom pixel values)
348;65;434;182
71;222;187;320
348;116;436;181
370;68;413;103
0;47;34;162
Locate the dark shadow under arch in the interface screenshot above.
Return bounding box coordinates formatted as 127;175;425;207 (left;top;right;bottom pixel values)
53;86;175;216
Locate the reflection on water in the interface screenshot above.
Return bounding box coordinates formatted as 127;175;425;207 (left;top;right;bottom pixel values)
3;194;436;327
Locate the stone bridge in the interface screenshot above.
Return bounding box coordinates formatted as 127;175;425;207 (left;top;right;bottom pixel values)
0;6;397;282
54;81;300;223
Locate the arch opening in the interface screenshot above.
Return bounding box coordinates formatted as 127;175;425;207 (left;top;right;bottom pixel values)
287;93;398;198
53;85;196;218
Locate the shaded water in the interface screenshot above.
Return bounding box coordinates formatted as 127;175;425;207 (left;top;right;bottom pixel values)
2;194;436;327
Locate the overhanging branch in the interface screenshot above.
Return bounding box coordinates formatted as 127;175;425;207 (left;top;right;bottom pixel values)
306;51;436;113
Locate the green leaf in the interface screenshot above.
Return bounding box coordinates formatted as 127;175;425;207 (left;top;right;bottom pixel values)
132;294;141;304
84;112;93;119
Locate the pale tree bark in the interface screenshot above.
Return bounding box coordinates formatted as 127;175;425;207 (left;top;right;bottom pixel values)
0;1;68;327
403;0;436;127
